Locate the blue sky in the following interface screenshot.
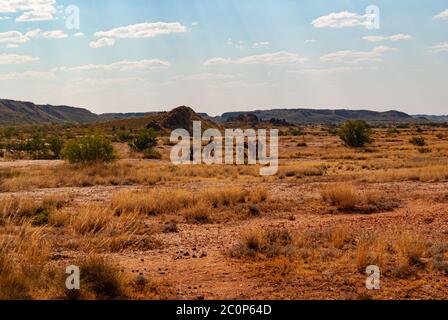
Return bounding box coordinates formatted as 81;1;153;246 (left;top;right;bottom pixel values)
0;0;447;115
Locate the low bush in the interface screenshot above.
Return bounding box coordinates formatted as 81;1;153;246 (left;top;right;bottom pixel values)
61;135;116;164
128;129;158;152
409;136;426;147
339;120;372;148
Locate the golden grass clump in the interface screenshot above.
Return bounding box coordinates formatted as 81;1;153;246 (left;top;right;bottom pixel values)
321;184;358;211
355;232;387;272
182;202;212;224
326;225;351;249
111;189;195;216
0;226;51;299
396;232;427;266
321;184;398;213
230;227;295;259
111;186;269;218
71;205;113;235
78;255;126;299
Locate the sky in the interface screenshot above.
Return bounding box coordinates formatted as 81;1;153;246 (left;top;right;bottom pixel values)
0;0;447;116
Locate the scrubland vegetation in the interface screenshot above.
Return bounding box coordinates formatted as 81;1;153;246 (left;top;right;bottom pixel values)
0;122;448;299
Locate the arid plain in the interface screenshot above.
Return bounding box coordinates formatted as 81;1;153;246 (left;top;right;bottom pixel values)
1;119;448;300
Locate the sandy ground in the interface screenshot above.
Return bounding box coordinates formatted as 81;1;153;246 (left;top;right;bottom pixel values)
1;159;447;299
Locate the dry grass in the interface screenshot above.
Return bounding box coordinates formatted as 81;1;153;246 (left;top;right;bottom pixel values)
395;232;427;266
182;202;212;224
0;225;52;299
0;161;262;192
230;227;296;259
321;184;399;213
71;205;113;235
321;184;358;211
111;186;268;218
78;255;126;299
326;225;351;249
111;189;195;216
355;232;387;272
0;194;70;225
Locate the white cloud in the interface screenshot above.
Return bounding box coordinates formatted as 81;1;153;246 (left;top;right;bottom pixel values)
291;66;377;75
0;53;39;64
252;41;270;49
6;43;19;49
94;22;188;39
60;59;171;72
89;38;115;49
69;77;145;86
312;11;371;28
191;21;199;26
305;39;317;44
0;29;67;47
74;32;84;37
0;70;56;80
0;30;30;44
0;0;57;22
204;51;308;66
434;9;448;20
173;73;240;81
363;34;412;42
430;42;448;53
321;46;395;64
42;30;68;39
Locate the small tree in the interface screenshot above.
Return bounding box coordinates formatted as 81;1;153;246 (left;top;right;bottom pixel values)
339;120;372;148
61;134;116;163
128;129;158;152
409;136;426;147
47;135;64;159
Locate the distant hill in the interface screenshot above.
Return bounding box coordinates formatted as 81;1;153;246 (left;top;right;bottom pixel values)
0;98;164;126
0;98;438;127
99;112;158;121
0;99;100;125
413;114;448;122
213;109;416;125
96;106;221;133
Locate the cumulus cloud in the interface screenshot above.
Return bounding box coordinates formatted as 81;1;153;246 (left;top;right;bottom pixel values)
363;34;412;42
94;22;188;39
305;39;317;44
0;29;68;47
0;70;56;80
321;46;395;64
42;30;68;39
173;73;240;81
89;38;115;49
312;11;372;28
0;0;57;22
204;51;308;66
0;53;39;64
434;9;448;20
68;77;145;86
430;42;448;53
59;59;171;72
291;66;377;75
74;32;84;37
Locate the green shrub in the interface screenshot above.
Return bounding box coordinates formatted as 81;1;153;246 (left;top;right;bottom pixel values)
128;129;158;152
339;120;372;148
47;135;64;159
61;135;116;163
409;136;426;147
